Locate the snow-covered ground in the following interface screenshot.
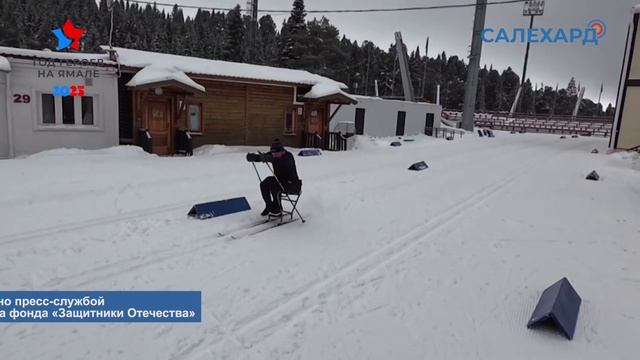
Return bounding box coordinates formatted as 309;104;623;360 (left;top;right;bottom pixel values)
1;133;639;360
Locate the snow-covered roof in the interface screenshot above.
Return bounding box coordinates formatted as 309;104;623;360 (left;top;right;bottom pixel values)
0;56;10;72
105;46;348;88
303;82;357;103
0;46;114;64
126;65;205;93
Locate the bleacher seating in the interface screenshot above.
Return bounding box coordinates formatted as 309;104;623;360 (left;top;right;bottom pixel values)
442;110;613;137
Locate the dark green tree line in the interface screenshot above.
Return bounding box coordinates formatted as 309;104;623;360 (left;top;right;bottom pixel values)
0;0;613;116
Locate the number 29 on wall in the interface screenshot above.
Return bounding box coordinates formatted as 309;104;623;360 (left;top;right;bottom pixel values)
53;85;85;97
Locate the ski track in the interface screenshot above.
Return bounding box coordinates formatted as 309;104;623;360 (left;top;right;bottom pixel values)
0;136;609;360
180;139;584;359
0;169;218;209
36;137;542;291
0;139;496;248
1;138;516;287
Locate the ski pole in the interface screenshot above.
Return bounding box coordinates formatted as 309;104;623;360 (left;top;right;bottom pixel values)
251;161;263;183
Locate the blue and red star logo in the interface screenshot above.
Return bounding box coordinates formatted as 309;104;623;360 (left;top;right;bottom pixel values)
52;19;86;51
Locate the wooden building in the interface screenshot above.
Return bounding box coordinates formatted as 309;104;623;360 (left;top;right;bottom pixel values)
106;47;357;155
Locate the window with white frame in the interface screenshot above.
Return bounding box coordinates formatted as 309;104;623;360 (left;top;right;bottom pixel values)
40;94;96;127
187;103;203;133
284;110;295;135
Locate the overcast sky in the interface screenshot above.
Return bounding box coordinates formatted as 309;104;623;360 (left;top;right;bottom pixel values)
163;0;639;107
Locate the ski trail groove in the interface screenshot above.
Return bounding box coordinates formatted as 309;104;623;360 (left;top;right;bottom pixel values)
45;220;281;288
203;141;583;353
0;139;508;248
230;168;524;349
37;141;524;289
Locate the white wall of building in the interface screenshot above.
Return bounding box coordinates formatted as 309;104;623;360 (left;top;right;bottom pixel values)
330;96;442;137
0;71;8;158
3;57;119;157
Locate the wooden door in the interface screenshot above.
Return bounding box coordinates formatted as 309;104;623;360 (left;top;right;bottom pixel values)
305;104;325;135
146;99;171;155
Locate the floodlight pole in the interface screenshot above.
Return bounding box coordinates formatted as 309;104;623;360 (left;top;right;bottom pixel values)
461;0;487;131
510;15;535;116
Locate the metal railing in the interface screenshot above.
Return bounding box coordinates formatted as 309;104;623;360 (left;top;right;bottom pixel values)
429;127;465;139
303;131;348;151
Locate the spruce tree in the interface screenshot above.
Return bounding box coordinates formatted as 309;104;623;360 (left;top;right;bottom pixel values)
280;0;309;68
257;15;279;65
223;5;245;62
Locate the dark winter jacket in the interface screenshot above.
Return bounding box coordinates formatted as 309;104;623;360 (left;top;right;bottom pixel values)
247;150;300;184
267;151;299;183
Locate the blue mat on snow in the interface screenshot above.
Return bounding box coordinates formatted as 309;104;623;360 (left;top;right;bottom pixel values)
188;197;251;220
298;149;322;157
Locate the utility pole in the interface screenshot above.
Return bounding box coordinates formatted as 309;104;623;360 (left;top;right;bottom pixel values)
461;0;487;131
246;0;259;58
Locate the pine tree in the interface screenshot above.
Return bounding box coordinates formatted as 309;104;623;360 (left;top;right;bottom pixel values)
257;15;278;65
0;0;25;47
223;5;244;62
280;0;309;68
168;5;185;55
210;11;226;59
306;17;343;80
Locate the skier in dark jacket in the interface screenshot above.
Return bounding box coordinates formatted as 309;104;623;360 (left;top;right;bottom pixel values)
246;139;301;216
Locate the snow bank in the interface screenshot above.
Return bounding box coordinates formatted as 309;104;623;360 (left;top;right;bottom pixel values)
441;118;459;128
126;65;205;92
350;134;436;150
25;145;152;159
350;135;390;150
612;150;640;171
612;150;640;161
193;144;273;157
0;55;10;72
194;145;238;156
